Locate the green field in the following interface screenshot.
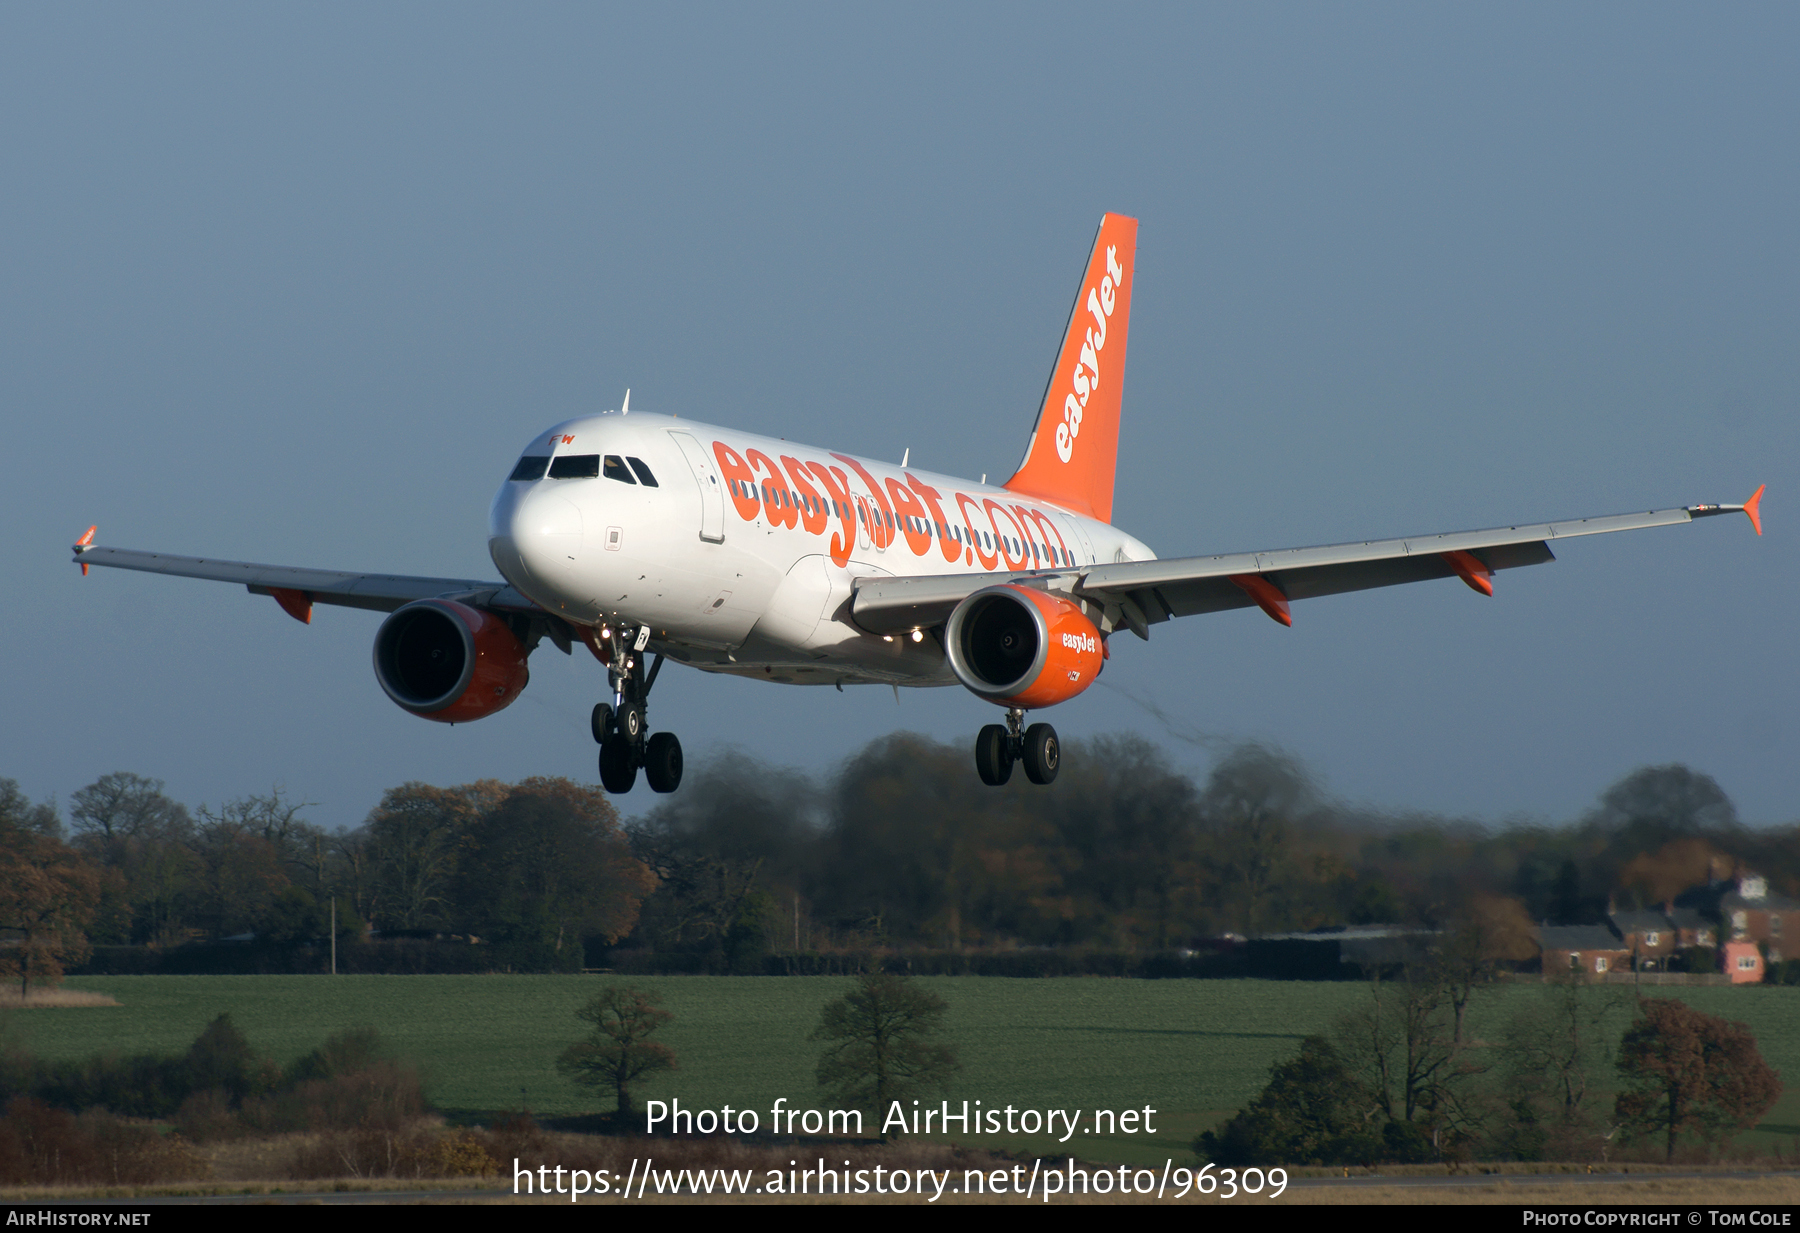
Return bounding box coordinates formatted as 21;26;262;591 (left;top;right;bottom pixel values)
12;976;1799;1165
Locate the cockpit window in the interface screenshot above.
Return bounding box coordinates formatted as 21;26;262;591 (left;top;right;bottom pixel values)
627;457;658;487
548;454;600;479
603;455;637;484
509;455;549;481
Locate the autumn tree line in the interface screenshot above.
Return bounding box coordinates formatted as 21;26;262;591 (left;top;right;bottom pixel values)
622;738;1799;962
0;776;654;982
4;734;1798;979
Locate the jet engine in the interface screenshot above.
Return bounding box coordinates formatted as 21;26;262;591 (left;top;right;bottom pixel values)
944;584;1105;709
373;599;529;723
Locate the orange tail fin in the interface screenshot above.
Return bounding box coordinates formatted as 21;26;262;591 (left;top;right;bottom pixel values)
1004;213;1138;523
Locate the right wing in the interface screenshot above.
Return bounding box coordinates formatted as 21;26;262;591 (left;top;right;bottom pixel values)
850;489;1764;639
71;540;545;625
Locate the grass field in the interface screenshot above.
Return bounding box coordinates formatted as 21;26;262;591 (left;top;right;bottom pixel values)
11;976;1799;1166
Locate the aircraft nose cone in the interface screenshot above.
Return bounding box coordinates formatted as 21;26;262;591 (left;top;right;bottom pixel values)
489;485;585;605
518;491;584;540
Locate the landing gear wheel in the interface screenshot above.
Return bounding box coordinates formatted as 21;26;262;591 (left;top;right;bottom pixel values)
974;724;1014;786
644;732;684;794
1022;723;1060;785
619;706;646;742
598;735;637;794
590;703;615;745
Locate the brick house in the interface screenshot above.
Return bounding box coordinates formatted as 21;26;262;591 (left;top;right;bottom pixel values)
1539;925;1632;977
1724;940;1765;984
1674;872;1796;964
1718;875;1795;963
1666;907;1716;950
1609;909;1677;970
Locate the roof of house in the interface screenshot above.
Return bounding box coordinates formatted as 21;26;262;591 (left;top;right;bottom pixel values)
1674;873;1800;914
1539;925;1626;951
1257;925;1437;941
1668;907;1713;932
1721;889;1800;912
1674;881;1728;912
1610;910;1669;933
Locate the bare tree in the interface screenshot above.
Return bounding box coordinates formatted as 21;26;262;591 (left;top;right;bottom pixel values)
556;986;677;1118
70;773;190;849
69;773;197;944
1437;893;1538;1045
1501;969;1631;1156
1333;963;1486;1156
359;782;496;930
811;972;960;1122
1201;744;1311;936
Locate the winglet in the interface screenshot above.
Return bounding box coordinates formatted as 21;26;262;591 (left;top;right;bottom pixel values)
1686;487;1766;534
74;525;96;576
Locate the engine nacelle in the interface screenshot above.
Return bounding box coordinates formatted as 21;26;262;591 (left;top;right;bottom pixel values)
373;599;529;723
944;584;1104;709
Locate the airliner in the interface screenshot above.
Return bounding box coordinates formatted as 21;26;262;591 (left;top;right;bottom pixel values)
72;214;1764;794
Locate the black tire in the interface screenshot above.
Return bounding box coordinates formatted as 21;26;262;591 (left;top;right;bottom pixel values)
590;702;615;745
974;723;1013;786
1022;723;1060;785
620;706;646;741
599;735;637;794
644;732;684;794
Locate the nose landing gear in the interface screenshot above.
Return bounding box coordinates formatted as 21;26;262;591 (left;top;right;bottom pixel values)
974;708;1059;786
592;629;683;794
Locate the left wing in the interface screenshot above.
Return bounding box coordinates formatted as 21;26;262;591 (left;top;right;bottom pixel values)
849;490;1764;639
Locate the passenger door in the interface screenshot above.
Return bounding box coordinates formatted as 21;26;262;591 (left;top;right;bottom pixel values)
668;431;726;543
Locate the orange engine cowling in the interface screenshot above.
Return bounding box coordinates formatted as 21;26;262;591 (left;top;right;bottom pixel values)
944;584;1104;709
373;599;529;723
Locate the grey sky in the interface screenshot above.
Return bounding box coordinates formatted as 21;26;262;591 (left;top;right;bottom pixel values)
5;5;1794;832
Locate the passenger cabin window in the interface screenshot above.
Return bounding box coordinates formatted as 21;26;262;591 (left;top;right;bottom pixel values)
602;455;636;484
627;457;658;487
510;455;550;481
548;454;600;479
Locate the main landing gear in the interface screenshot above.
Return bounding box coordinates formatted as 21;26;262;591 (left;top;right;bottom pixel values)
974;708;1059;787
593;630;683;794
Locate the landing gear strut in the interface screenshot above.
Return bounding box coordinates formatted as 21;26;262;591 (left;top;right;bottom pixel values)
975;708;1059;786
593;627;683;794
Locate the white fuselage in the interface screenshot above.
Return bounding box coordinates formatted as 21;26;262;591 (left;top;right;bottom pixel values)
486;412;1154;686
